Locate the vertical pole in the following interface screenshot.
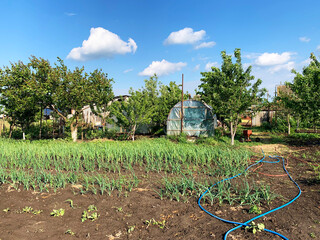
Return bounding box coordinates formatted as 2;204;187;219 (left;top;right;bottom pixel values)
181;74;184;134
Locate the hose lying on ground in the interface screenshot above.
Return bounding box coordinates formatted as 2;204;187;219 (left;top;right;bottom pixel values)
198;151;301;240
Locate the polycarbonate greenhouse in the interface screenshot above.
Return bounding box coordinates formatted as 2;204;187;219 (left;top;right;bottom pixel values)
166;100;216;136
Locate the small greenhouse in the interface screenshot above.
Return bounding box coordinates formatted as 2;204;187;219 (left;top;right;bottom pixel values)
166;100;216;137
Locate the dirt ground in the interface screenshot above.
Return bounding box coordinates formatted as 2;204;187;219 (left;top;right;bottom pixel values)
0;145;319;240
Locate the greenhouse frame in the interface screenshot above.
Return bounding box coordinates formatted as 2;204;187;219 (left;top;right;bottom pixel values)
166;100;217;137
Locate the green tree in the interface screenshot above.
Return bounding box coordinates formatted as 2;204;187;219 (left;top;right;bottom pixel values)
88;69;114;131
0;61;39;139
156;81;185;131
289;53;320;131
112;87;153;141
198;49;265;145
29;56;56;139
50;58;113;142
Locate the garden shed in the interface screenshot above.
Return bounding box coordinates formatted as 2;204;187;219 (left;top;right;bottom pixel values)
166;100;216;136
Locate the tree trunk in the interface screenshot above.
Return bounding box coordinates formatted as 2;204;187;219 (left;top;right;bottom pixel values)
9;123;14;139
71;123;78;142
132;124;136;141
230;122;234;145
287;114;291;135
39;106;43;139
0;119;2;136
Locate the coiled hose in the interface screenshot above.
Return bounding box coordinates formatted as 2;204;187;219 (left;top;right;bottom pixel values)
198;152;301;240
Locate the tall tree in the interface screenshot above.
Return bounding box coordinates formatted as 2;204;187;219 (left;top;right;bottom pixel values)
198;49;265;145
50;58;114;142
0;61;38;139
89;69;115;131
29;56;55;139
289;53;320;131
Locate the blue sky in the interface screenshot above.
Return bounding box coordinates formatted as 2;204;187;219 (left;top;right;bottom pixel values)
1;0;319;97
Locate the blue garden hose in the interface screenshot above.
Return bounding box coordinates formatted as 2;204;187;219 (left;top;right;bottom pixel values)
198;152;301;240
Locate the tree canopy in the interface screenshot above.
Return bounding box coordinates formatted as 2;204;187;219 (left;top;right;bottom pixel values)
198;49;265;145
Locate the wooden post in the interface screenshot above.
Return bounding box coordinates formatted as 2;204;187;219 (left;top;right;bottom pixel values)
181;74;184;134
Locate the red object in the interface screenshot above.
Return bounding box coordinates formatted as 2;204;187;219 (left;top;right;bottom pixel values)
243;130;252;142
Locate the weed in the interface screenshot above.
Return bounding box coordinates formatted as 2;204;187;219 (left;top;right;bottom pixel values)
22;206;33;213
249;205;262;214
65;199;75;208
3;208;10;212
245;221;265;234
50;208;65;217
310;232;316;238
81;205;99;222
144;218;166;229
65;229;75;236
127;225;135;234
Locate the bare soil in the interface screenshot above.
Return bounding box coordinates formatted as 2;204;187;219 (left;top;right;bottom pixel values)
0;145;319;240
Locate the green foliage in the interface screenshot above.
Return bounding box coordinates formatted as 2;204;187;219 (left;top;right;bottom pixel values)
198;49;265;145
0;56;114;141
289;53;320;128
0;61;39;134
245;222;265;234
50;208;65;217
144;218;166;229
81;205;99;222
249;204;262;214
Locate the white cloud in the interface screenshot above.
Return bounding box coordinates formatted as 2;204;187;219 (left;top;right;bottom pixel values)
299;36;311;42
194;41;216;50
123;68;133;73
205;61;219;71
193;64;200;71
164;27;206;45
269;61;295;73
67;27;137;61
65;12;76;16
317;45;320;51
139;60;187;77
255;52;293;66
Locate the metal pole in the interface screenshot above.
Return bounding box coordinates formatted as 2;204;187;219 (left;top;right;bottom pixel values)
181;74;184;134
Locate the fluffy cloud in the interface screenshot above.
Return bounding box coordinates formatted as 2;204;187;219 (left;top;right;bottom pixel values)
269;61;295;73
194;41;216;50
205;61;219;71
164;27;206;45
299;36;311;42
67;27;137;61
255;52;293;66
317;45;320;51
139;60;187;76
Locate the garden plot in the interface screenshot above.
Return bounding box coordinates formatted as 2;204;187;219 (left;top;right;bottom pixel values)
0;138;319;239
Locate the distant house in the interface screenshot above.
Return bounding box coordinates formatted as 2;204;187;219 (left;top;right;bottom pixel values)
82;95;130;132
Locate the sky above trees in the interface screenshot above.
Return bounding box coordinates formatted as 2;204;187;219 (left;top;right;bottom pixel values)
1;0;319;97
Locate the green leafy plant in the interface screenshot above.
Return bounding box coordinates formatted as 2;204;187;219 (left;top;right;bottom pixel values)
144;218;166;229
127;225;135;234
81;205;99;222
249;205;262;214
65;229;75;236
245;221;265;234
65;199;75;208
3;208;10;212
50;208;65;217
22;206;33;213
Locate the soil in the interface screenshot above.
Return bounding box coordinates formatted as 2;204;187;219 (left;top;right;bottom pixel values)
0;145;319;240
